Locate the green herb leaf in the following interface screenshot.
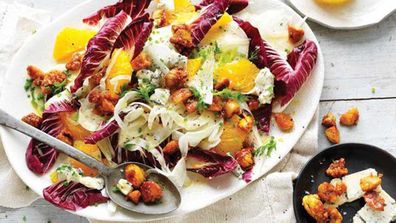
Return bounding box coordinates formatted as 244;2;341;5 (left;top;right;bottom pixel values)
112;186;121;193
213;88;247;102
190;87;207;112
137;79;156;102
119;83;130;97
253;136;277;157
24;79;33;91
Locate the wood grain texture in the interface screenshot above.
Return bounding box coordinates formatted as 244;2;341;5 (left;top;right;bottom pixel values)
0;0;395;222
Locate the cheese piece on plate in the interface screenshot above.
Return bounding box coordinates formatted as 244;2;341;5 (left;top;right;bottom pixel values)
353;190;396;223
342;168;377;202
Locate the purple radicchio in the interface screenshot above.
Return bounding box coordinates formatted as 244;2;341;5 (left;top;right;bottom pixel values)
26;100;77;175
172;0;229;54
114;14;154;60
196;0;248;14
70;11;129;93
186;149;238;178
252;103;272;134
84;120;119;144
43;181;108;211
83;0;151;26
234;17;318;106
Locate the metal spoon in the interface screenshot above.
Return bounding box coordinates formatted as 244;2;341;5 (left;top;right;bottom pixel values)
0;109;181;214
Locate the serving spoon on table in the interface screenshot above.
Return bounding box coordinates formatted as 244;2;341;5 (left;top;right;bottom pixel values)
0;108;181;215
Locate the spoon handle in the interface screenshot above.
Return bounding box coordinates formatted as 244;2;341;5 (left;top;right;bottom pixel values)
0;109;113;176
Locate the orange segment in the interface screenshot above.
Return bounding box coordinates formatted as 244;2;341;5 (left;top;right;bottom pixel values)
201;13;232;45
213;115;248;156
53;27;96;62
69;140;101;177
174;0;195;12
106;49;133;97
59;112;91;140
173;0;197;24
187;58;203;80
214;58;260;92
315;0;351;5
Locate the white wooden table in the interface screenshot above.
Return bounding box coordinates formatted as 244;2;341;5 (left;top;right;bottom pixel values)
0;0;395;222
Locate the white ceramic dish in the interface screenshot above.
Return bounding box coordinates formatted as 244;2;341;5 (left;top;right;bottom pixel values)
287;0;396;30
0;0;324;221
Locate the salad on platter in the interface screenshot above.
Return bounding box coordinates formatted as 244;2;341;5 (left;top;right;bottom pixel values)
20;0;318;211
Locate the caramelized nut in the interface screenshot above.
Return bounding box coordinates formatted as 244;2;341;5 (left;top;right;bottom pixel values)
234;147;254;170
302;194;329;223
325;126;340;144
288;24;305;44
27;65;45;80
273;113;294;132
317;182;346;203
207;96;223;112
340;107;359;126
185;99;198;114
327;206;343;223
127;190;142;204
131;53;152;71
125;164;147;189
163;140;179;155
171;88;193;104
22;113;42;128
214;78;230;91
223;99;241;119
170;24;194;54
140;181;163;203
322;112;336;127
326;158;348;178
238;115;254;132
65;53;83;71
164;68;187;90
360;174;382;192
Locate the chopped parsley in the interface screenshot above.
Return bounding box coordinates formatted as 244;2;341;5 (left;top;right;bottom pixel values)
24;79;33;91
112;186;121;193
213;88;247;102
137;79;156;102
119;83;130;97
253;136;277;157
49;80;67;95
190;87;207;112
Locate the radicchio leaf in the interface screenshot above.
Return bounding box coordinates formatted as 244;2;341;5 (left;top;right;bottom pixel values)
172;0;229;54
70;11;129;93
26;100;77;174
196;0;248;14
83;0;151;26
242;169;252;183
43;181;108;211
186;149;237;178
114;14;154;60
235;17;318;106
84;120;119;144
252;103;272;134
190;0;229;46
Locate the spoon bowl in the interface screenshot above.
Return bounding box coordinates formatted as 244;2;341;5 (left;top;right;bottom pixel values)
0;109;181;214
105;162;181;215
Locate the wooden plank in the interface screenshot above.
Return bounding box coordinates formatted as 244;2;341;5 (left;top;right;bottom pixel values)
310;13;396;101
319;98;396;156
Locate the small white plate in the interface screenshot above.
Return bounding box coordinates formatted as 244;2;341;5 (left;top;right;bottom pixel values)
287;0;396;30
0;0;324;221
